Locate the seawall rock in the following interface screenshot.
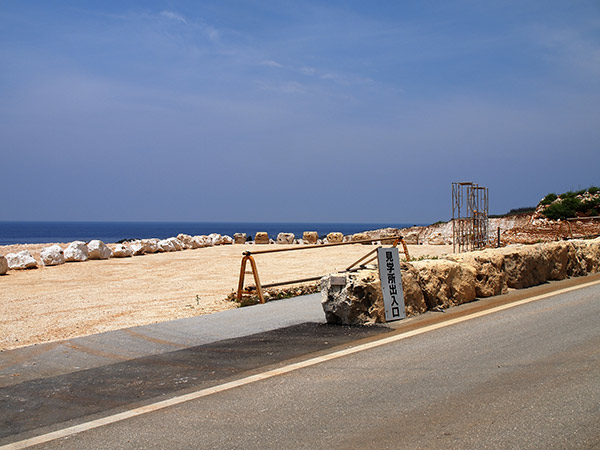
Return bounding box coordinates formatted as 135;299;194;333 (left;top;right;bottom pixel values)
64;241;89;262
326;232;344;244
234;233;247;244
255;232;269;245
303;231;319;244
112;244;133;258
6;251;38;270
277;233;295;244
88;240;113;260
40;245;65;266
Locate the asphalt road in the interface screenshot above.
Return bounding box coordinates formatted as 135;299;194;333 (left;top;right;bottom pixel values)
2;277;599;449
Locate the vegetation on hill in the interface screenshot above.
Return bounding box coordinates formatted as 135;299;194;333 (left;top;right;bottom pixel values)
538;186;600;220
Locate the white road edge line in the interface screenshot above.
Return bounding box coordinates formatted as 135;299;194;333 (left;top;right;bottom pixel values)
3;278;599;450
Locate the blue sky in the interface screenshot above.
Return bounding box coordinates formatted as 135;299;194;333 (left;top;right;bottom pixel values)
1;0;599;223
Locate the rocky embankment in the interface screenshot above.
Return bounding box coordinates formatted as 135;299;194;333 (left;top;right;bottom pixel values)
321;238;600;325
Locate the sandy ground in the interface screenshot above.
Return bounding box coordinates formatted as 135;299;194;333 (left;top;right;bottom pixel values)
0;243;451;351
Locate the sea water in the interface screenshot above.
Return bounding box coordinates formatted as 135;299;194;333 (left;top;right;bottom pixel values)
0;221;422;246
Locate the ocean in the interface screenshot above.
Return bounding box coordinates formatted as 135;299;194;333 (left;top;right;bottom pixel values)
0;221;421;246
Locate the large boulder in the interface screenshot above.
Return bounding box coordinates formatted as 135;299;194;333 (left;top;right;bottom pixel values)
64;241;89;262
193;235;211;248
351;232;368;243
277;233;295;244
157;237;183;252
234;233;247;244
220;235;234;245
88;240;113;260
177;234;195;249
255;232;270;245
40;245;65;266
321;270;385;325
0;255;7;275
6;251;38;270
411;259;477;310
112;244;133;258
326;232;344;244
303;231;319;244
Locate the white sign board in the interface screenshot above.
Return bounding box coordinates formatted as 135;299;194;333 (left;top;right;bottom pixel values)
377;247;406;322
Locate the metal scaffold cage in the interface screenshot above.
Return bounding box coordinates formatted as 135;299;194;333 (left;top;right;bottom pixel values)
452;182;489;252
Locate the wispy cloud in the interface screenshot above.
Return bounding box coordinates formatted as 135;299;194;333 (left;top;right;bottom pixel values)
260;60;284;68
160;10;187;25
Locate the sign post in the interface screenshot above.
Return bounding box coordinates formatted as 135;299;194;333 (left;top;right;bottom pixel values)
377;247;406;322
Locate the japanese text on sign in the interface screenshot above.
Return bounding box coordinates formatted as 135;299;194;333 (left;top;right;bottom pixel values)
377;247;406;322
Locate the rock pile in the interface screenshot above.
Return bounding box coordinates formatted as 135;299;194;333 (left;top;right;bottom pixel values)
321;238;600;325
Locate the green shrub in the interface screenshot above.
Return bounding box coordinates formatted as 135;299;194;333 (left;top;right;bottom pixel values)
541;197;582;220
559;191;577;199
588;186;600;195
539;193;557;206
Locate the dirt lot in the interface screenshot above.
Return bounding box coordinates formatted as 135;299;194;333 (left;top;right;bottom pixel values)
0;243;451;351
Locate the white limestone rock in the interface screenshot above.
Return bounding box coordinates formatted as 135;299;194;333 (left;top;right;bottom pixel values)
40;245;65;266
208;233;223;246
64;241;89;262
277;233;295;244
88;240;113;260
112;244;133;258
0;255;7;275
220;235;234;245
193;235;211;248
254;232;269;245
233;233;247;244
157;237;183;252
326;232;343;244
177;234;195;249
6;251;38;270
303;231;319;244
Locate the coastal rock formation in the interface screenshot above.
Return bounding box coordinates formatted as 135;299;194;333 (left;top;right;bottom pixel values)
6;251;38;270
321;237;600;325
0;255;7;275
88;240;113;260
326;232;343;243
411;259;477;310
128;238;160;255
255;232;269;245
220;235;234;245
351;232;368;242
303;231;318;244
320;270;385;325
234;233;247;244
64;241;89;262
157;238;183;252
177;234;196;249
277;233;295;244
112;244;133;258
40;245;65;266
446;249;507;297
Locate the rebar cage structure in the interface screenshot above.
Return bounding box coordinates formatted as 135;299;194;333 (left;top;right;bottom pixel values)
452;182;489;252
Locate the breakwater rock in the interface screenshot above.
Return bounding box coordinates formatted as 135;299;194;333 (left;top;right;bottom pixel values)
321;238;600;325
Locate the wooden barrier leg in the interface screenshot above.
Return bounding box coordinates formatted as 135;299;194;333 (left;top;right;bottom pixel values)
237;255;249;302
236;254;265;304
247;255;265;304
